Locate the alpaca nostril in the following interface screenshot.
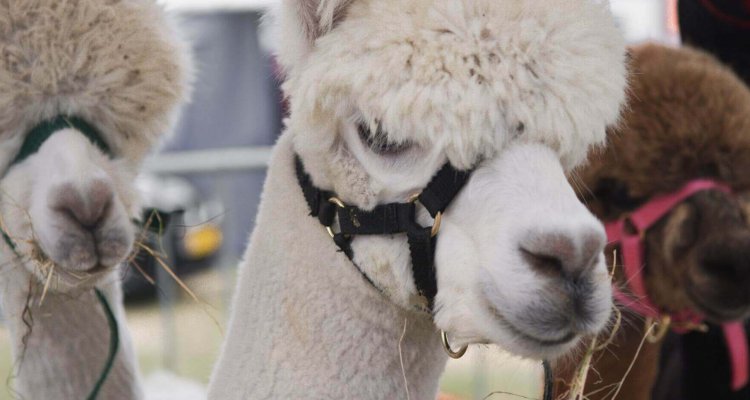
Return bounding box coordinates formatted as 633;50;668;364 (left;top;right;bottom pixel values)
52;181;114;231
700;247;750;282
520;229;605;279
521;248;564;277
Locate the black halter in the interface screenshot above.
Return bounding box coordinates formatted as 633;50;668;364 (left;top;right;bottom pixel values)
295;155;472;310
296;154;556;399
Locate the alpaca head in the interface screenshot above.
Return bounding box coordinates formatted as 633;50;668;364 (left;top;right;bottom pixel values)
277;0;627;358
1;128;139;289
0;0;190;291
579;44;750;323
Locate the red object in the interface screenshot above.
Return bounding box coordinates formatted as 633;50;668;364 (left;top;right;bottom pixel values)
606;179;749;391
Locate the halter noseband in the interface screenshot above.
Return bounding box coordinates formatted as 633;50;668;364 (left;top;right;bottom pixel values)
605;179;749;391
10;115;110;169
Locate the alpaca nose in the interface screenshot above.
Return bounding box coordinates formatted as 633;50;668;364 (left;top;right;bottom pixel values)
699;239;750;283
52;180;113;231
520;229;605;280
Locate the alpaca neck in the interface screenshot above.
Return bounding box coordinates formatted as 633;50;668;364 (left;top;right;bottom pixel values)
0;264;143;400
208;132;448;399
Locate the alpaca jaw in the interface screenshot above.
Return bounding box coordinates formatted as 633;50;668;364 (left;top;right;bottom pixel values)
1;129;137;291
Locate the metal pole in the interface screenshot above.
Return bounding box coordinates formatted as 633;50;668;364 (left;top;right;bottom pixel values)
156;211;181;371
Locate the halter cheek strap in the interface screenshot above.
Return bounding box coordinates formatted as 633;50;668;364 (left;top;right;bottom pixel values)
606;179;749;391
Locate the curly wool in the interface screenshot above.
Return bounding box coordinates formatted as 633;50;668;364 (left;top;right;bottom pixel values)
0;0;191;169
279;0;627;174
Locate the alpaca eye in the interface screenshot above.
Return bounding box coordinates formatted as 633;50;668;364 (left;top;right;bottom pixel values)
594;178;643;211
357;123;413;156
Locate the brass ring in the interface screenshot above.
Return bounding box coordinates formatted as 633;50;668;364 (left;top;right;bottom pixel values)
407;192;422;203
329;197;346;208
431;212;442;237
441;330;468;359
326;197;346;238
645;315;671;343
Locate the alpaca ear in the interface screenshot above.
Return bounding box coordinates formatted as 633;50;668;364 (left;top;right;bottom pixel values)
276;0;356;72
292;0;354;42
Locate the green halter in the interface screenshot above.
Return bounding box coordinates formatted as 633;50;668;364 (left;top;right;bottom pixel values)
2;115;117;400
2;115;112;253
11;115;111;167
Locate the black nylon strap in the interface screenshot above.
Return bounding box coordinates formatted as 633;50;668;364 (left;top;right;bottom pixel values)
337;203;415;235
295;154;471;310
418;163;472;217
406;227;437;308
295;157;336;227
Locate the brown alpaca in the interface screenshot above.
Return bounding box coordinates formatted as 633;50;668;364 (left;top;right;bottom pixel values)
554;43;750;399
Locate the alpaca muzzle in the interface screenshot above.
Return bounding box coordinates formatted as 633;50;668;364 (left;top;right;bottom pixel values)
605;178;749;391
1;115;113;255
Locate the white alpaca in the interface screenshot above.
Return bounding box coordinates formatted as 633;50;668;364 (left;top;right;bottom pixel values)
208;0;627;399
0;1;190;399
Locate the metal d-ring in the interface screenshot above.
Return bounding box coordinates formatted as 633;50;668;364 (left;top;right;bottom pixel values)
326;197;347;238
441;330;468;359
431;212;442;237
407;192;442;238
645;315;672;343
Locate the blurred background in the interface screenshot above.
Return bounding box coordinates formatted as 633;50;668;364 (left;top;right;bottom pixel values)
0;0;681;399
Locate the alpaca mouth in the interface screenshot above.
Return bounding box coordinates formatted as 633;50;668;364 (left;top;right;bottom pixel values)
51;263;111;284
486;302;578;347
32;244;113;285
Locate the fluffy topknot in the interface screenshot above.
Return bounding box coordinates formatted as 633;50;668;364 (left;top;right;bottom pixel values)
0;0;191;168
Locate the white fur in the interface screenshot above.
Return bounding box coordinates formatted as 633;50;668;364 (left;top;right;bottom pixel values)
0;0;191;398
210;0;627;398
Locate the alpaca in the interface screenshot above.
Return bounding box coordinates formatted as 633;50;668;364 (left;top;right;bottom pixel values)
644;3;750;399
554;43;750;400
0;1;190;398
207;0;627;398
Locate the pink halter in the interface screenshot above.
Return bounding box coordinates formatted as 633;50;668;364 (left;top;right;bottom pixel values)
605;179;749;391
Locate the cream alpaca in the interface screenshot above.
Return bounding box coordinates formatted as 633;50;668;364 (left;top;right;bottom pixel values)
209;0;628;398
0;0;190;398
